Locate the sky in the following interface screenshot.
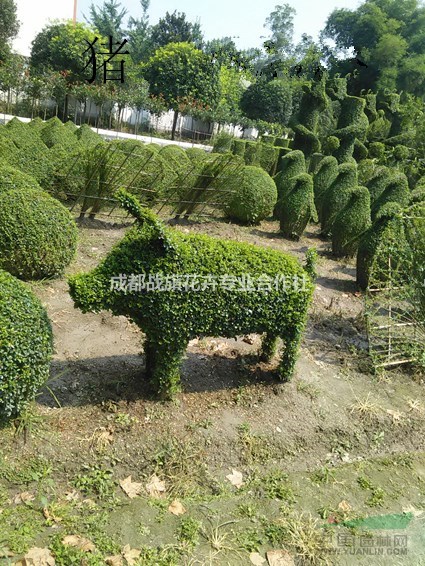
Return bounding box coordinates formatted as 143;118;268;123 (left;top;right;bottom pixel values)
13;0;359;57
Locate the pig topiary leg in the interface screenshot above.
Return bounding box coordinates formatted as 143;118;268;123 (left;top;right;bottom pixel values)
260;333;279;362
149;341;188;399
278;326;303;382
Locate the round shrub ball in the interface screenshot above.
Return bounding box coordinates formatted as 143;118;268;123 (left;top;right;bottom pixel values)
224;166;277;224
0;187;78;280
0;269;53;420
0;164;41;192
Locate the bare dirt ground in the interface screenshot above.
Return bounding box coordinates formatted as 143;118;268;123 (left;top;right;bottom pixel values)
0;215;424;565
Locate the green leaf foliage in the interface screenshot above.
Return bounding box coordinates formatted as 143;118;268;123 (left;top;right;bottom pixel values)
356;202;405;290
212;132;234;153
371;172;410;220
224;165;277;224
0;269;53;421
69;191;314;397
232;139;246;157
332;186;372;257
332;95;369;163
321;162;358;236
0;183;78;280
244;141;261;166
313;155;338;222
279;173;316;239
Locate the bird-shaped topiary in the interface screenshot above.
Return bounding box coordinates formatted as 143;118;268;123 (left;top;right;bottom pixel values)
279;173;317;240
321;162;358;236
313;155;339;222
332;186;372;257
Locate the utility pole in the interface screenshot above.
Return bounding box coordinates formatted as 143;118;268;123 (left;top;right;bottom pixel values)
73;0;77;24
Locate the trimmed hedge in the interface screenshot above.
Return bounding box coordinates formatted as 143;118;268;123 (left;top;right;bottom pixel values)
41;117;78;148
244;141;261;166
0;163;41;192
259;143;279;176
212;132;234;154
367;166;394;204
292;80;327;166
356;202;404;289
357;159;377;186
368;142;386;160
371;172;410;220
321;162;358;236
0;186;78;280
332;186;371;257
0;270;53;420
313;155;339;222
231;139;246;157
69;189;314;398
261;134;276;144
279;173;316;239
224;165;277;224
333;95;369;163
75;124;103;146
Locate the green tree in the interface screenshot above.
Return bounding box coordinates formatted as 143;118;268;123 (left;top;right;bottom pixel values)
321;0;425;96
0;0;19;61
240;78;292;126
142;42;220;140
85;0;128;39
127;0;151;63
149;11;203;53
264;3;296;58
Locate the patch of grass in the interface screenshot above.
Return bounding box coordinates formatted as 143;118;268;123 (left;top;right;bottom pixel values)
185;418;213;432
147;498;168;524
11;404;46;441
113;412;138;429
310;466;336;485
235;527;263;552
151;436;208;498
177;516;202;550
350;392;381;423
0;504;44;554
267;512;332;565
367;487;386;507
237;423;273;465
73;465;116;502
0;456;52;486
357;476;373;490
237;502;258;520
296;380;320;400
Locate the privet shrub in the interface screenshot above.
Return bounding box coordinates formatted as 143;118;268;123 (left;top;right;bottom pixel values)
259;143;279;176
279;173;317;239
75;124;103;146
333;96;369;163
356;202;404;289
244;141;261;166
175;153;244;217
368;142;386;160
275;150;306;200
322;135;340;156
69;190;314;398
0;135;19;167
313;155;339;222
321;162;358;236
231;139;246;157
41;117;77;148
366;166;394;204
371;172;410;220
224;165;277;224
212;132;234;154
392;144;410;161
332;186;371;257
353;139;368;161
292;80;327;166
0;270;53;420
357;159;377;186
275;137;289;148
0;164;41;192
261;134;276;144
0;186;78;280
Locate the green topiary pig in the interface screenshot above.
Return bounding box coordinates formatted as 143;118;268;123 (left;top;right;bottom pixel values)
69;190;315;398
332;96;369;164
278;173;317;240
321;162;358;236
313;155;339;222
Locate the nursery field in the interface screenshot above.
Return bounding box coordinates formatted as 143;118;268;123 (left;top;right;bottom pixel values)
1;215;424;565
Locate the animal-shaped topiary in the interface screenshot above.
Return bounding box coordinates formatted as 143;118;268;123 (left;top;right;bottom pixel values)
278;173;317;240
274;150;307;219
291;79;327;168
356;202;404;289
232;139;246;157
69;190;315;398
332;186;371;257
332;95;369;163
321;162;358;236
0;269;53;420
244;141;261;166
313;155;339;222
371;172;410;220
366;166;394;204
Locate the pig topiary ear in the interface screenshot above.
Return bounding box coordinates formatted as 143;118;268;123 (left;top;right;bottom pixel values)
115;188;174;250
